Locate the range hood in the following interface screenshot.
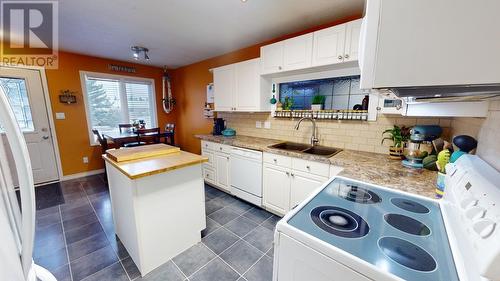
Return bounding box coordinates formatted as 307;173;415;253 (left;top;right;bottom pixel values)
389;84;500;103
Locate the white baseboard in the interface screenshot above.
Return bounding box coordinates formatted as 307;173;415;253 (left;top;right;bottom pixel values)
61;169;105;181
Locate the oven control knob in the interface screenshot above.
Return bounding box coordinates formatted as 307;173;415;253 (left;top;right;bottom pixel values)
473;219;496;239
465;206;486;221
460;197;478;209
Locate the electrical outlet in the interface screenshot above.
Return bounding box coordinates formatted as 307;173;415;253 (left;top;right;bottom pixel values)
256;121;262;128
83;157;89;164
264;121;271;129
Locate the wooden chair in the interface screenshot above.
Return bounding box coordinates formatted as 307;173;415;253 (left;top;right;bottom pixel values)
92;129;108;153
163;123;175;146
119;124;134;133
137;127;160;144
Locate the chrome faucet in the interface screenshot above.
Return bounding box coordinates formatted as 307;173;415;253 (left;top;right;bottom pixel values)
294;117;319;146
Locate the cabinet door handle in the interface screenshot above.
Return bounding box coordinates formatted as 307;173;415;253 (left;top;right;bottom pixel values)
273;159;277;163
344;54;349;59
337;55;343;60
306;165;310;170
291;173;295;177
278;66;282;70
226;156;230;160
286;171;290;176
220;147;223;150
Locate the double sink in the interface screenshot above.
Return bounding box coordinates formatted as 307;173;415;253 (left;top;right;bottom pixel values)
269;142;342;158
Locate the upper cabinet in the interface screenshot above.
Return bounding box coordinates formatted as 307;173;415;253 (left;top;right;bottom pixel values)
213;58;271;112
261;19;362;75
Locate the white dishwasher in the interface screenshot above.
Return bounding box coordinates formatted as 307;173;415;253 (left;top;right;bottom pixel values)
230;147;263;206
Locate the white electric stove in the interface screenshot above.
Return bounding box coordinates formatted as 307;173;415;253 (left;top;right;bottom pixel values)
273;155;499;281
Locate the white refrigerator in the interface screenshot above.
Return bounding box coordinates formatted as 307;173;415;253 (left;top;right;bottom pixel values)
0;85;56;280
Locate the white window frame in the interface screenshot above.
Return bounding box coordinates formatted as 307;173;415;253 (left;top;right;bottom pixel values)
80;71;157;146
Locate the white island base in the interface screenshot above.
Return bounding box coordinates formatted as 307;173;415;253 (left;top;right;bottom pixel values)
105;162;206;276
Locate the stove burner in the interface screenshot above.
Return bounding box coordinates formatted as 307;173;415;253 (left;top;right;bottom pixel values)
311;206;369;238
340;185;381;204
379;237;436;272
384;214;431;236
391;198;430;214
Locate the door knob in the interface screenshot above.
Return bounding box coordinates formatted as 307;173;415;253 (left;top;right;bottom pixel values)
42;136;49;140
344;54;350;59
338;55;343;60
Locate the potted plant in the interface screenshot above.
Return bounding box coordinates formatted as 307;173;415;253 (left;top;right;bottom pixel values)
381;125;411;159
311;95;326;111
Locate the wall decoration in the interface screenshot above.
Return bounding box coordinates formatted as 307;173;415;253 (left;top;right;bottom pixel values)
59;90;77;104
108;64;137;73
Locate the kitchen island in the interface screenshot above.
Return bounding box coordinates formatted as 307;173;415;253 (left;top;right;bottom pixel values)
103;144;208;276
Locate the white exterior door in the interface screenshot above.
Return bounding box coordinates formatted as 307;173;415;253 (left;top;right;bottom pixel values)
312;24;347;66
344;19;362;62
213;65;235;111
283;34;313;71
263;163;290;215
215;152;230;191
260;41;284;75
0;67;59;185
290;172;327;209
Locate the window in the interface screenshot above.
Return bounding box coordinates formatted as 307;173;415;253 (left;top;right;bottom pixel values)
279;75;364;110
0;77;34;132
81;72;157;145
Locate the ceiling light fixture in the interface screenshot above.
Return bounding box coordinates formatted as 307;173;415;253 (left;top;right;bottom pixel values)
131;46;150;61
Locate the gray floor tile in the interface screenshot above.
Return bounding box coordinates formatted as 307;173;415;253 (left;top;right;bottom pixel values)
220;240;264;274
51;264;72;281
35;222;63;243
225;216;258;238
202;228;239;254
190;258;239;281
81;262;128;281
243;226;274;253
70;245;119;281
139;260;185;281
211;194;239;206
242;208;272;224
244;256;273;281
204;185;225;199
208;208;239;225
35;211;61;228
34;246;68;272
205;199;225;215
61;203;94;221
34;233;66;259
202;217;221;238
108;236;130;260
65;221;104;245
122;256;141;280
59;197;89;212
68;231;110;261
266;247;274;258
36;205;60;218
227;199;253;215
173;243;216;277
63;212;99;232
261;215;281;231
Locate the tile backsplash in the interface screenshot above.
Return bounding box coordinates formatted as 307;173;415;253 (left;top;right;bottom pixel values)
219;112;453;154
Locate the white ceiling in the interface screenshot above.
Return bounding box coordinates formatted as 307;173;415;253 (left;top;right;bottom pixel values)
57;0;364;68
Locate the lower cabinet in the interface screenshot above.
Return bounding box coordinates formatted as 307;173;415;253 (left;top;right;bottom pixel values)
263;163;291;215
289;171;327;209
214;151;230;192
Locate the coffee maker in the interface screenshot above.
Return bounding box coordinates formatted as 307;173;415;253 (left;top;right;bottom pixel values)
212;118;226;135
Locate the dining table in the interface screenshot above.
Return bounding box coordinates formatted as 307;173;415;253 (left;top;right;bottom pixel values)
102;130;174;148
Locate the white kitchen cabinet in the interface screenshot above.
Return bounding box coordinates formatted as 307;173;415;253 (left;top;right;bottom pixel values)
344;19;362;62
290;171;327;209
283;33;313;71
213;64;235;111
214;152;230;192
213;58;271;112
261;41;284;75
312;19;361;67
263;163;291;215
312;24;346;66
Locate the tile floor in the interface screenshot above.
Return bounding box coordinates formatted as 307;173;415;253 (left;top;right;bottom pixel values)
34;174;279;281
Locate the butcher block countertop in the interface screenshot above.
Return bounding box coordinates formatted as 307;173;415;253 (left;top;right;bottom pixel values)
195;134;438;199
103;145;208;179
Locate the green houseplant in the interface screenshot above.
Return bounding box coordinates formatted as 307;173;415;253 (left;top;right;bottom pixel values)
382;125;411;159
311;95;326;111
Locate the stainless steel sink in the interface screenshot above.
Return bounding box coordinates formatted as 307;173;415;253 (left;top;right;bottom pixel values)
270;142;312;152
269;142;342;158
302;146;342;158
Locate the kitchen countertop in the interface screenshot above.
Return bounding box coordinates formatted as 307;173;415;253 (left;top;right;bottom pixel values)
103;149;208;180
195;134;438;199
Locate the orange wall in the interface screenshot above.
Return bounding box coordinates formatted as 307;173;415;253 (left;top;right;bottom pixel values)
45;51;176;176
172;15;362;154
